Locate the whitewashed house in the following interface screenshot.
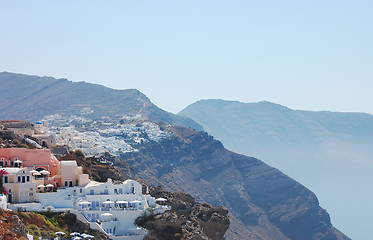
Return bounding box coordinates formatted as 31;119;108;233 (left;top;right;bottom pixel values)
1;167;36;203
33;178;168;239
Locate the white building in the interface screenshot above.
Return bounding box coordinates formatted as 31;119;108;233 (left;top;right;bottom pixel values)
60;161;90;188
1;167;36;203
32;178;168;239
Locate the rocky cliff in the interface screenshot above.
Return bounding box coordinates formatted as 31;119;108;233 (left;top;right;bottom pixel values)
119;126;350;240
0;209;28;240
136;184;229;240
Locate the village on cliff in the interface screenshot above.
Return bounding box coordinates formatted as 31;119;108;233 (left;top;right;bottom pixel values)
0;119;170;240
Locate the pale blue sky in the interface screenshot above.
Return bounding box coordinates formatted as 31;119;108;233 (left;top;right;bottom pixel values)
0;1;372;114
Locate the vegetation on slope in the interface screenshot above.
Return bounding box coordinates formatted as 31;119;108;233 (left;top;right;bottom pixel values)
17;210;109;240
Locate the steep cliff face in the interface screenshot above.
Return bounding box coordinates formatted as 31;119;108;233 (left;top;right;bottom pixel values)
120;126;350;240
179;99;373;239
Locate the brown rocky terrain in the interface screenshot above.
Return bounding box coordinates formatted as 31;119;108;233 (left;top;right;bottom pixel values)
0;209;28;240
136;185;229;240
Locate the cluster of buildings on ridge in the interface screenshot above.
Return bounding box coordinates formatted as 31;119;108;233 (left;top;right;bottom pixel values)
1;120;56;148
0;120;170;240
43;114;172;157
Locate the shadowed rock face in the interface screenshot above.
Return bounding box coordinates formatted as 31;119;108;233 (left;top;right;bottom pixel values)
0;72;202;131
120;126;350;240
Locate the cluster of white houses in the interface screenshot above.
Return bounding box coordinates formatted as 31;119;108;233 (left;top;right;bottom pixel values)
0;148;169;240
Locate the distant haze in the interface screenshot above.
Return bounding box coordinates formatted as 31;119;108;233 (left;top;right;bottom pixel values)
179;99;373;240
1;1;373;114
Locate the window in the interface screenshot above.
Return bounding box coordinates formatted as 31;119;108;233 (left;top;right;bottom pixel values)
90;189;94;195
10;161;14;166
4;161;7;166
18;176;21;182
22;176;25;183
26;176;30;182
8;188;11;193
65;181;68;187
80;188;83;193
0;161;3;166
4;176;8;183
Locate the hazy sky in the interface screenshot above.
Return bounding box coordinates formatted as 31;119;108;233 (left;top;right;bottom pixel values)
1;1;372;114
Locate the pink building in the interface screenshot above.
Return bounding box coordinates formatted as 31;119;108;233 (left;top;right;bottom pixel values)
0;148;60;175
0;148;89;188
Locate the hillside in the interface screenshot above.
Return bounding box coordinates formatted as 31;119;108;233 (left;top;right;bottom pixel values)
119;126;350;240
179;99;373;240
0;72;351;239
0;72;202;131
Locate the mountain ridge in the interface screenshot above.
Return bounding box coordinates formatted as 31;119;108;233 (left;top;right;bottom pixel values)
0;72;202;131
179;98;373;240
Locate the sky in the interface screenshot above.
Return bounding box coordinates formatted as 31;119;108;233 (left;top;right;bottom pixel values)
0;1;373;115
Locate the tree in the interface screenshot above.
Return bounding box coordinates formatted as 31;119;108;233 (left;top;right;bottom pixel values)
0;169;8;194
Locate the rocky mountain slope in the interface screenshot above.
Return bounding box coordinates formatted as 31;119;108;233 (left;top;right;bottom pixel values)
179;99;373;240
119;126;350;240
0;72;202;131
